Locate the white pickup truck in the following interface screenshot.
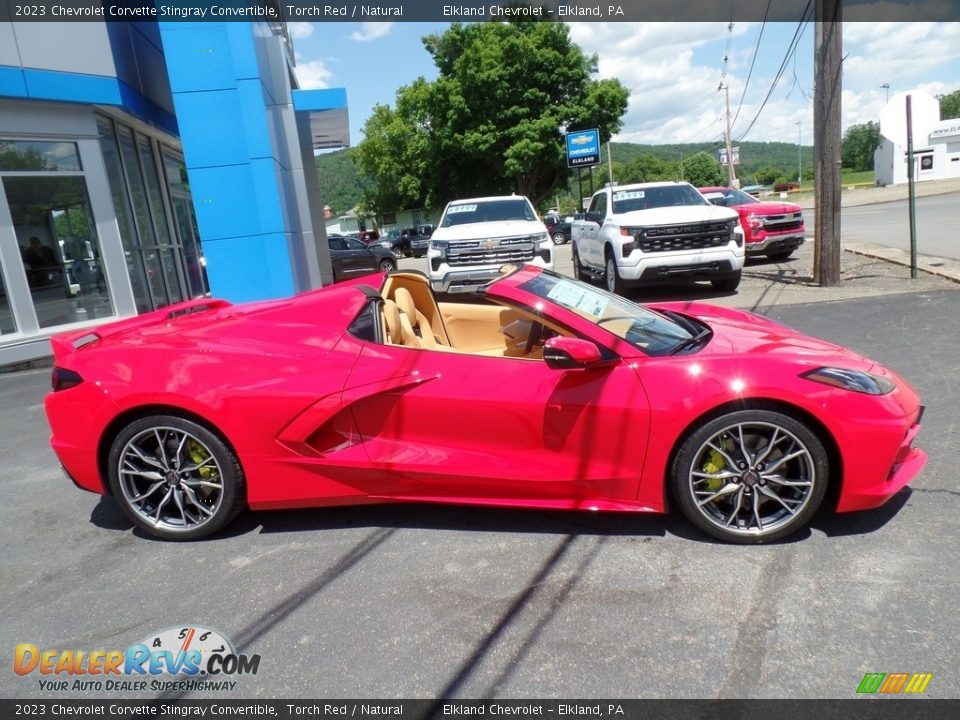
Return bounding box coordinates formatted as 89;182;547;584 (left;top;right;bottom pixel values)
427;195;554;294
570;182;745;294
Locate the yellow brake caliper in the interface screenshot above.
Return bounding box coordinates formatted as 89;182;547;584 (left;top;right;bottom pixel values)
187;439;217;483
701;448;727;496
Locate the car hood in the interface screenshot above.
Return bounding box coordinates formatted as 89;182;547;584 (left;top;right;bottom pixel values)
431;220;547;242
614;205;739;226
652;301;875;370
732;201;802;215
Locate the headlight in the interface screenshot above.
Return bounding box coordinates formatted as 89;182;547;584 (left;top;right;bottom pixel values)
801;367;896;395
532;232;549;246
430;240;449;255
745;214;762;229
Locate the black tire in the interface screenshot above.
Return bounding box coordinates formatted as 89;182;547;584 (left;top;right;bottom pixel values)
378;258;396;273
711;269;741;292
767;250;793;262
671;409;829;543
107;415;246;541
572;243;587;281
604;248;625;295
552;231;567;246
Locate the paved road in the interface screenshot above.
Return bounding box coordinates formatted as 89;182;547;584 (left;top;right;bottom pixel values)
842;193;955;259
2;289;959;700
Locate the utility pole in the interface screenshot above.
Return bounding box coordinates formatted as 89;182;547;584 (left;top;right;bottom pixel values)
797;120;802;184
607;141;614;184
882;82;890;103
814;0;842;286
722;83;737;187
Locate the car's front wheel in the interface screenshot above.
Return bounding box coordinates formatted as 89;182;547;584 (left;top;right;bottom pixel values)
552;231;567;245
711;269;741;292
671;409;829;543
379;258;397;273
604;251;625;295
107;415;246;541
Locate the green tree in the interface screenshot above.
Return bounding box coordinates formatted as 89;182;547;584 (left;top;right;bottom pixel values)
356;19;628;210
680;151;724;187
940;89;960;120
841;121;881;172
615;153;674;184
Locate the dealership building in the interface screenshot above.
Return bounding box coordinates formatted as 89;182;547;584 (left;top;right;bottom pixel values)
874;90;960;187
0;18;348;365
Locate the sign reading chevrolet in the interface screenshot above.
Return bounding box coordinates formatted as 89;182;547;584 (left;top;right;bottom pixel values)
566;128;601;168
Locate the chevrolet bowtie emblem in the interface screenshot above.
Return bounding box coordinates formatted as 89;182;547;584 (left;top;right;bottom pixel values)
484;239;496;250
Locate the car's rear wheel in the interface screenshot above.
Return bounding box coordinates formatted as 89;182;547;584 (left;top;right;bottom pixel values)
711;269;741;292
671;409;829;543
107;415;245;541
552;230;567;245
378;258;396;273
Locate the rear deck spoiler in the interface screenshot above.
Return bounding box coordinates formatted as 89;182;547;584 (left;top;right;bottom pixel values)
49;298;232;361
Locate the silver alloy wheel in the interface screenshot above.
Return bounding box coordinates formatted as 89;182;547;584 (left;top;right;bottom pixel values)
552;231;566;245
379;259;395;273
605;257;617;292
687;421;816;537
117;426;224;533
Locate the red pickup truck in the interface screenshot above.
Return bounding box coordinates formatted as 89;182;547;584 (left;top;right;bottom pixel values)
698;186;806;261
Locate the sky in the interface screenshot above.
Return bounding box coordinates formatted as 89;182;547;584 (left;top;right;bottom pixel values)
287;21;960;149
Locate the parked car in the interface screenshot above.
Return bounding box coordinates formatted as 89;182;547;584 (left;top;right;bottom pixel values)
327;234;396;282
45;264;926;543
699;186;806;261
544;217;571;245
407;224;434;258
381;229;409;257
427;196;553;293
571;182;744;294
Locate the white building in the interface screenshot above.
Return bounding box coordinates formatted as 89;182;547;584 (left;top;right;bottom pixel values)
875;90;960;186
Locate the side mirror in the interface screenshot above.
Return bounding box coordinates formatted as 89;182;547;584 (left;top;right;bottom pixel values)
543;337;613;370
584;211;603;225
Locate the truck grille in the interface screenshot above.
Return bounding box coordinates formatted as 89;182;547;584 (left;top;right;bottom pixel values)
446;236;535;267
633;221;733;254
761;212;804;232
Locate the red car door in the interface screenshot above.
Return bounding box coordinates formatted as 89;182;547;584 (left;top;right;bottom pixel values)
342;342;652;507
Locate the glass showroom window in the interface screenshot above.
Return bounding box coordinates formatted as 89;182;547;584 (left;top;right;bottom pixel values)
0;140;114;329
0;258;15;335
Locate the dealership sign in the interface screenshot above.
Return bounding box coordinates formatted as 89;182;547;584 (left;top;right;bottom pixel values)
566;128;601;168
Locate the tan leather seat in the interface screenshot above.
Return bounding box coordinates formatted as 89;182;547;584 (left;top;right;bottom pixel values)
382;299;401;345
394;287;439;348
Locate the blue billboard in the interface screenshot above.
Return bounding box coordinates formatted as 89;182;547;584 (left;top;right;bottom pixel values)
565;128;601;168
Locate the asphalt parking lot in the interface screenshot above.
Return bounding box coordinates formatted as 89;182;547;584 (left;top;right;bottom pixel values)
2;251;959;700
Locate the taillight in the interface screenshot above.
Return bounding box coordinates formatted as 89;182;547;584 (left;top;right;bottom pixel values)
51;367;83;392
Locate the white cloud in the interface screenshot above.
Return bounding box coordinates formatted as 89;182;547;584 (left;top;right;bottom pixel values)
287;22;315;40
563;21;959;146
294;52;334;90
350;22;395;43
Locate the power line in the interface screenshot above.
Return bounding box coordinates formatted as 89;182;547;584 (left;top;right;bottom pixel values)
730;0;773;129
734;0;814;143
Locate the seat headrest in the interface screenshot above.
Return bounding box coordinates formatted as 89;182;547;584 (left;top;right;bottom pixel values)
393;287;418;319
382;299;400;342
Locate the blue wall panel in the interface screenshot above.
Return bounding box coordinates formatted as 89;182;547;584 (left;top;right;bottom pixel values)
159;21;297;301
201;233;295;303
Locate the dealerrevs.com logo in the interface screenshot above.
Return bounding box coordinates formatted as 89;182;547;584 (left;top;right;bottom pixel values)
14;625;260;693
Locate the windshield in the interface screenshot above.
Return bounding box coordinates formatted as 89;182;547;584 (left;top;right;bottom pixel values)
441;198;538;227
700;187;758;206
518;272;694;356
611;184;709;214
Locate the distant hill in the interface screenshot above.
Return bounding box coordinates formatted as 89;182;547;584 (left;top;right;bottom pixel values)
316;141;815;213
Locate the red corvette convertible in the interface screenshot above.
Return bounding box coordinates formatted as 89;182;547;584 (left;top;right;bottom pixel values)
44;265;926;543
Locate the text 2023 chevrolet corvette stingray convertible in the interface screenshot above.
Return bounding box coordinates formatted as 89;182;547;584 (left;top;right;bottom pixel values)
45;265;926;543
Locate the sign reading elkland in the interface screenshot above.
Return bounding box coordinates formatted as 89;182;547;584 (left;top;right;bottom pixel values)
566;128;601;168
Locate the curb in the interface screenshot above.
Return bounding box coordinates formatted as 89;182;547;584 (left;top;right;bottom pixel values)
843;242;960;285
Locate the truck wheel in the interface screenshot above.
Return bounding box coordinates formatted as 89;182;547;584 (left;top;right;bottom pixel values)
711;270;742;292
572;244;587;281
604;249;625;295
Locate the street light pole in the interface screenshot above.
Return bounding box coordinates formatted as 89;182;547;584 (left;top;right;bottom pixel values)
882;83;890;103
